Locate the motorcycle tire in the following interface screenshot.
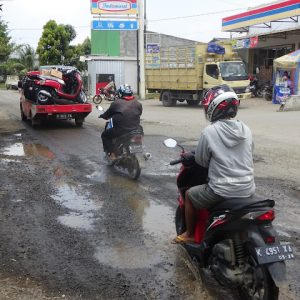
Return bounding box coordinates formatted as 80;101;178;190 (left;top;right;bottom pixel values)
237;253;279;300
126;154;141;180
175;206;186;235
77;90;88;103
93;94;103;104
36;89;50;104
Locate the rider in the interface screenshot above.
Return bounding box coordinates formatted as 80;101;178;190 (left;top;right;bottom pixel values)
102;76;116;97
99;89;143;160
174;84;255;244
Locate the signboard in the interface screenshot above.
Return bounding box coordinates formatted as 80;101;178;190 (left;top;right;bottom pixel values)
232;36;258;49
91;0;138;15
92;20;138;30
146;43;160;54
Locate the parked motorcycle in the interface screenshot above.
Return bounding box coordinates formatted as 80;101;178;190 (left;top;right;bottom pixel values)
92;87;117;104
23;67;87;104
97;106;149;180
248;75;263;97
262;83;273;101
164;138;294;299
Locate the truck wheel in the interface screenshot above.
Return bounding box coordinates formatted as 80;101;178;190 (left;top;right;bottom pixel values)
75;118;83;127
161;91;176;107
31;118;40;127
187;99;201;106
20;105;27;121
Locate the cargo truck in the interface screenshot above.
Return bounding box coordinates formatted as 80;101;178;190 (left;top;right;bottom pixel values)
145;41;251;106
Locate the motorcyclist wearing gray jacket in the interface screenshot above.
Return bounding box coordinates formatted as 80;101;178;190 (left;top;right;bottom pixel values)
173;85;255;244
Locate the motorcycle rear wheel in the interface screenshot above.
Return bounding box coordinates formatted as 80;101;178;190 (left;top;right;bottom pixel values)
237;254;279;300
126;155;141;180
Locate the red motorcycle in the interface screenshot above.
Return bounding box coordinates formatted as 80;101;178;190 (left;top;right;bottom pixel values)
24;67;87;104
92;87;117;104
164;138;294;299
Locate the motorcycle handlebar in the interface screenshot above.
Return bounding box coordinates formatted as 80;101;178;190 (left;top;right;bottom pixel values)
170;158;184;165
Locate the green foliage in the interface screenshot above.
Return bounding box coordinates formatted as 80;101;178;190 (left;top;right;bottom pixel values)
0;19;14;75
36;20;77;65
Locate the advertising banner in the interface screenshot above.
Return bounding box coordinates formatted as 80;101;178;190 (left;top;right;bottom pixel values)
92;20;138;30
91;0;138;15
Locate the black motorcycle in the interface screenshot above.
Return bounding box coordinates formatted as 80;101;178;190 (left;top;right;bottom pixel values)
97;106;149;180
249;76;264;97
262;83;273;101
164;138;294;299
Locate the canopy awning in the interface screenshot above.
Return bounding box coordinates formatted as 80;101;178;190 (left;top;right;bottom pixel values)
274;49;300;68
222;0;300;32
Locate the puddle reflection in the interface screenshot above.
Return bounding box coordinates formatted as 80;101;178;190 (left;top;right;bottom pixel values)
2;143;55;159
58;212;94;230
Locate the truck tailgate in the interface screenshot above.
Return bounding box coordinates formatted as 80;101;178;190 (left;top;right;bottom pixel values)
33;103;92;114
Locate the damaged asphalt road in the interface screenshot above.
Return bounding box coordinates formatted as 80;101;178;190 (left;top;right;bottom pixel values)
0;90;299;299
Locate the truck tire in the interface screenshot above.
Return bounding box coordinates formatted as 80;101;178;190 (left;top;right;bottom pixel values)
75;118;84;127
161;91;176;107
20;105;27;121
187;99;201;106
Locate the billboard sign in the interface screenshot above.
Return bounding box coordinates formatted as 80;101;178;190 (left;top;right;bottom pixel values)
91;0;138;15
92;20;138;30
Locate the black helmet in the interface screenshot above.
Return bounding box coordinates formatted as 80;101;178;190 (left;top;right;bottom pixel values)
202;84;240;122
118;84;133;99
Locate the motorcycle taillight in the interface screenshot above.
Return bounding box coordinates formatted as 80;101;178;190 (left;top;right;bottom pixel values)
256;210;275;222
130;135;143;143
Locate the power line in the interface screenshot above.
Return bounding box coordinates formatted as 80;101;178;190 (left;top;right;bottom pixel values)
148;7;247;22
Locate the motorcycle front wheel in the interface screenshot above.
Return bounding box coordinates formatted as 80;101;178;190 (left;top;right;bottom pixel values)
126;154;141;180
93;94;103;104
175;206;186;235
77;90;88;103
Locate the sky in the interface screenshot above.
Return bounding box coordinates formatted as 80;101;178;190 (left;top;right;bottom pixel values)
0;0;272;49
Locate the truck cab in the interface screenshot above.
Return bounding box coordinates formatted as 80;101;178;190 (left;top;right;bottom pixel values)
203;61;251;100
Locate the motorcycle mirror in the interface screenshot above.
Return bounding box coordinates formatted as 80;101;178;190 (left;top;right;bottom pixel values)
96;105;104;112
163;138;177;148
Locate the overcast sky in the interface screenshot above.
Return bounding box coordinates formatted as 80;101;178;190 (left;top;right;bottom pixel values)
1;0;271;49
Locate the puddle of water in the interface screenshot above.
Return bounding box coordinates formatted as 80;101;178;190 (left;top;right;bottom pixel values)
86;170;107;183
142;201;175;238
2;158;21;163
2;143;55;159
23;144;55;159
52;183;102;212
11;199;23;203
58;212;94;230
2;143;25;156
94;243;164;269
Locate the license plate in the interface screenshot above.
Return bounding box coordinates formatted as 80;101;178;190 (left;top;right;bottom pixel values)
56;114;71;120
129;144;143;153
255;243;295;264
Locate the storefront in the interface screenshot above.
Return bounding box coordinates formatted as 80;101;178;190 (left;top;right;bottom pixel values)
222;0;300;83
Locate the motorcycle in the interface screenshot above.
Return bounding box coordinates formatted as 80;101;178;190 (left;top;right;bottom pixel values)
92;87;117;104
262;83;273;101
164;138;295;299
97;105;149;180
23;67;87;104
248;76;263;98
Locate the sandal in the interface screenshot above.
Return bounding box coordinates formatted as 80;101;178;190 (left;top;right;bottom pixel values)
172;234;195;244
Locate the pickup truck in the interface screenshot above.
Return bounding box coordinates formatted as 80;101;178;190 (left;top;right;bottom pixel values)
20;89;92;127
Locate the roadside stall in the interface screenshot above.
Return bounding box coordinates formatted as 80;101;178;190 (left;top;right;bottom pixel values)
273;49;300;104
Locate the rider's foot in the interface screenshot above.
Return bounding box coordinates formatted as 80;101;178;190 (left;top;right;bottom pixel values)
172;232;195;244
108;152;117;161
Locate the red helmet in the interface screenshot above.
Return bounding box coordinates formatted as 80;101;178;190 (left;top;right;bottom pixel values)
202;85;240;122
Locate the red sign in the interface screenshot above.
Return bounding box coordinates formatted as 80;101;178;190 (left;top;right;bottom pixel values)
250;36;258;48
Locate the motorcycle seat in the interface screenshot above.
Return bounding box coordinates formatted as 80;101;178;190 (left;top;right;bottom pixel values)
210;195;274;212
39;75;65;85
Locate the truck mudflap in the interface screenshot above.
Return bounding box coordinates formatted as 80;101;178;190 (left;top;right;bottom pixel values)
237;92;252;100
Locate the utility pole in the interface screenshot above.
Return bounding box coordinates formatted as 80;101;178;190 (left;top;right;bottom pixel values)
138;0;145;99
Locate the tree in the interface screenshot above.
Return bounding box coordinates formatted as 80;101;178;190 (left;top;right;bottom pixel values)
36;20;77;65
0;18;13;63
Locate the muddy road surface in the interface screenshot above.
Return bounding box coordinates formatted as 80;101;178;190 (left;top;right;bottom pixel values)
0;90;299;300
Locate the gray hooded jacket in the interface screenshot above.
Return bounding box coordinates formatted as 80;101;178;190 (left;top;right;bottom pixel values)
195;119;255;198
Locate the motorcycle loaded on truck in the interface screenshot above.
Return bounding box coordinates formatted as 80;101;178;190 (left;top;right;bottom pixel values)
19;66;92;127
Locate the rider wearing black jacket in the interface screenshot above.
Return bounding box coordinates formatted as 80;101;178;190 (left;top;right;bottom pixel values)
99;97;143;159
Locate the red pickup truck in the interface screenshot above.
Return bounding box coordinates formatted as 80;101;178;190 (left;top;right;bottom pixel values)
19;68;92;127
20;91;92;127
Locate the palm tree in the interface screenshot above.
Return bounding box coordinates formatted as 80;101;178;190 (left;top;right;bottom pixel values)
16;44;36;71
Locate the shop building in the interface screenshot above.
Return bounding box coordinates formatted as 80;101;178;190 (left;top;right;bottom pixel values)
222;0;300;83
